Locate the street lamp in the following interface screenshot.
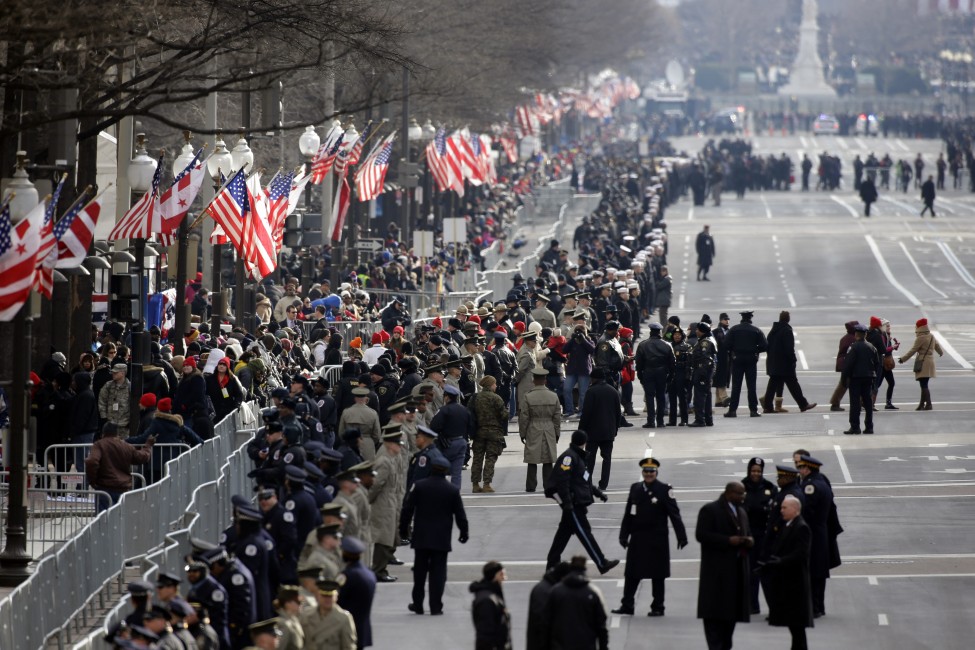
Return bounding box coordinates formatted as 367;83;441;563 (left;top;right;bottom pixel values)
230;131;254;329
206;133;233;335
0;156;38;585
171;132;196;354
299;125;321;160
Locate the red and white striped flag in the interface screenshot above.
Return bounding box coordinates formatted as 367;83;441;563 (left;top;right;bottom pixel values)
108;156;164;241
266;171;295;254
158;150;207;246
0;200;45;321
500;136;518;164
286;168;310;218
329;160;352;242
426;126;452;193
516;105;536;137
448;129;482;186
243;173;277;278
355;134;395;202
54;193;101;269
477;134;497;184
204;168;249;250
310;123;344;184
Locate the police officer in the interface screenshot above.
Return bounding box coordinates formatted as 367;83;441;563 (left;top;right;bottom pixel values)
234;505;276;620
187;599;222;650
141;604;185;650
765;465;805;554
248;421;287;488
259;487;299;586
124;580;154;627
400;457;469;615
338;387;382;461
429;383;473;489
595;320;625;390
282;465;322;552
244;618;279;649
204;548;257;649
544;430;619;575
370;363;399;425
612;457;688;617
723;310;768;418
185;559;231;650
689;322;717;427
798;455;833;619
741;457;778;615
408;425;448;489
635;323;675;428
247;408;280;464
167;598;200;650
338;536;376;649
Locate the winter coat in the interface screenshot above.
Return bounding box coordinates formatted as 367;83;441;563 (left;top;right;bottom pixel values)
526;571;559;650
400;473;468;552
518;385;560;465
541;571;609;650
173;370;208;420
85;436;152;492
127;411;203;480
470;580;512;650
765;321;797;376
98;378;131;428
514;346;537;397
578;381;620;442
654;275;673;308
141;365;170;401
468;390;508;441
562;334;595;376
834;321;858;372
765;515;814;629
368;446;406;547
695;496;752;623
68;373;99;440
899;326;943;379
205;373;245;423
620;479;688;580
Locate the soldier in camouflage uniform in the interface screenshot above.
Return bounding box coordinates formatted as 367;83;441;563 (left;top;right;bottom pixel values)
468;376;509;494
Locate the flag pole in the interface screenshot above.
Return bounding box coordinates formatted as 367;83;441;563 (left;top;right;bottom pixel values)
56;186;93;221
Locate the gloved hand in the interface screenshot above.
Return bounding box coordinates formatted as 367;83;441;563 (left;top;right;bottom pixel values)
619;538;629;549
677;539;688;550
520;436;527;445
458;534;469;544
599;492;609;503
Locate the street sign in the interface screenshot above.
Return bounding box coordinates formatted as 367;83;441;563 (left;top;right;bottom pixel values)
413;230;434;258
354;239;383;251
443;218;466;244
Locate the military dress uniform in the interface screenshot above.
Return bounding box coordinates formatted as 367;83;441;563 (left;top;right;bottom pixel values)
614;458;688;616
519;369;561;493
338;399;382;461
299;579;357;650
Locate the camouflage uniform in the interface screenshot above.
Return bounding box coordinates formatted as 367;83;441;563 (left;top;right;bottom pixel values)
468;390;509;486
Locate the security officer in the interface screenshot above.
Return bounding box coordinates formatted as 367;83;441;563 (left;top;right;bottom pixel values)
185;559;231;650
764;465;805;552
594;320;625;388
234;505;276;620
544;430;619;575
408;425;448;489
338;387;382;461
204;548;257;649
282;465;322;552
370;363;399;425
299;576;357;648
635;323;675;428
337;536;376;649
124;580;154;627
247;408;280;464
304;461;331;507
689;322;717;427
248;421;287;488
723;310;768;418
167;598;200;650
259;487;299;585
798;455;833;619
612;457;688;617
141;604;185;650
187;599;222;650
429;383;473;489
400;457;469;615
294;401;324;445
531;293;558;329
741;457;778;615
245;618;280;649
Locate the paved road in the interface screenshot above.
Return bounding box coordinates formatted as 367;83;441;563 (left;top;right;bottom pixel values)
372;135;975;650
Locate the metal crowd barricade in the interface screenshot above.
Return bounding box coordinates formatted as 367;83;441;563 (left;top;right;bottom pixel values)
0;402;260;650
318;364;342;387
43;442;192;486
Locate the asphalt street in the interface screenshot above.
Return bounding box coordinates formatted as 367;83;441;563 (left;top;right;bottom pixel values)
372;134;975;650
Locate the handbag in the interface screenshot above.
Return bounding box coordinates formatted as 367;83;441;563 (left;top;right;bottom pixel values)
912;338;934;374
883;356;896;371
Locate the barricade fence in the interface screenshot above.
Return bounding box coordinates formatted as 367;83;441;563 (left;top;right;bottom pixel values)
43;443;191;487
0;403;260;650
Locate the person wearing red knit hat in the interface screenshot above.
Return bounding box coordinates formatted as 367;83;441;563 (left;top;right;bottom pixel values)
898;317;944;411
364;331;387;366
137;393;158;435
865;316;888;408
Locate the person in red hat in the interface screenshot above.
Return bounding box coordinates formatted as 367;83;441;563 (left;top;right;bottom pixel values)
138;393;158;436
173;356;208;426
364;332;387;366
898;318;944;411
865;316;888;409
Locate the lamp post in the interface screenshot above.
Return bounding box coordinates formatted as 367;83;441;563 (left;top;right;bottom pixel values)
230;131;254;331
206;134;233;335
171;131;197;354
0;155;39;585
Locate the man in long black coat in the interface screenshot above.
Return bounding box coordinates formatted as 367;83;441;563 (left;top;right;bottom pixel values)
612;458;688;617
696;482;752;650
695;225;716;281
400;459;469;615
525;562;571;650
763;494;814;650
712;313;731;407
797;455;834;619
579;368;621;491
761;311;816;413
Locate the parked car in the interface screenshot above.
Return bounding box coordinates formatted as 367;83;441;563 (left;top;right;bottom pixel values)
812;114;840;136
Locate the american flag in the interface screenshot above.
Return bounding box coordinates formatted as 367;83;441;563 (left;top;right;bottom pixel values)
266;171;294;253
355;134;394;202
0;200;44;321
426;127;451;193
34;175;66;298
448;129;482;186
500;136;518;164
347;122;375;167
243;172;277;278
205;168;249;250
158;149;206;246
311;124;345;184
54;192;101;269
516;105;536;137
108;155;164;241
329;163;352;242
333;140;352;177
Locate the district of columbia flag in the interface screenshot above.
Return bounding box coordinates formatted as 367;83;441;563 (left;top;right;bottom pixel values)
54;193;102;269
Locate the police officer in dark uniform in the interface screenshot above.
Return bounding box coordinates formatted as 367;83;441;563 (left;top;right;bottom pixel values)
258;487;299;585
459;355;477;404
233;505;276;621
294;400;325;444
304;461;331;507
246;407;279;464
124;580;154;627
408;425;449;489
544;430;619;575
713;313;731;407
185;559;230;650
798;455;833;619
689;322;717;427
741;457;778;615
204;548;256;650
723;310;768;418
247;421;287;487
635;323;675;428
371;364;399;425
765;465;805;553
282;465;322;551
612;457;688;617
594;320;625;388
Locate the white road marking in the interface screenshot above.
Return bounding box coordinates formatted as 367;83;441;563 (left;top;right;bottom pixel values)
895;138;910;151
834;444;853;484
679;294;685;310
787;292;796;308
864;235;922;306
898;242;949;298
688;206;694;221
760;194;772;218
936;241;975;288
799;136;809;148
772;234;778;242
798;350;808;370
929;330;974;370
830;194;860;217
855;137;868;149
868;576;879;585
882;195;918;214
611;616;621;628
827;429;834;436
837;137;850;150
938;197;975;213
878;613;889;626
